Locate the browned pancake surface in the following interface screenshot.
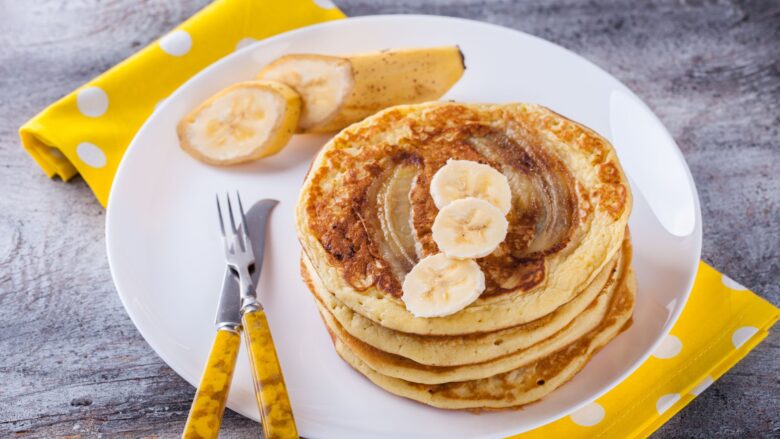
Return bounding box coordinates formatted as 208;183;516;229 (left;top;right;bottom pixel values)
304;103;628;298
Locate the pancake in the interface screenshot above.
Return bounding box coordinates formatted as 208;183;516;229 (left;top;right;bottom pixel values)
328;265;636;410
311;237;630;384
296;102;632;335
301;241;624;366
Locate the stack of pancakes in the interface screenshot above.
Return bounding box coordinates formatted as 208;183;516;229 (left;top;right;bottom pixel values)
296;102;635;410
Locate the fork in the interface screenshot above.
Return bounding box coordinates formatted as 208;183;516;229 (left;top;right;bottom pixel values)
182;192;298;439
218;194;259;311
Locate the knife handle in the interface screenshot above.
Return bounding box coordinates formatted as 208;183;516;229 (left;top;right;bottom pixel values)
242;308;298;439
182;328;241;439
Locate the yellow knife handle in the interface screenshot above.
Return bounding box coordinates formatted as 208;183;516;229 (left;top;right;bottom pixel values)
182;328;241;439
242;308;299;439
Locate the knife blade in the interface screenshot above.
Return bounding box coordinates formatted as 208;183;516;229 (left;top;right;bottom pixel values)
215;199;278;329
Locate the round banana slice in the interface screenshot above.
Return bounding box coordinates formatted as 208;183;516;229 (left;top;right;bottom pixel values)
258;54;353;132
432;197;509;259
430;159;512;214
177;80;301;165
402;253;485;318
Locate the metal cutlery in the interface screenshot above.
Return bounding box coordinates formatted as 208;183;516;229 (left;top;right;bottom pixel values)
183;193;297;439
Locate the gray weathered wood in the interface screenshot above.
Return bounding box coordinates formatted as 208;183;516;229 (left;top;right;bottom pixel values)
0;0;777;437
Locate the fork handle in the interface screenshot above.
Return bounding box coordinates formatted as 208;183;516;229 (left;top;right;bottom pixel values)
242;308;299;439
182;328;241;439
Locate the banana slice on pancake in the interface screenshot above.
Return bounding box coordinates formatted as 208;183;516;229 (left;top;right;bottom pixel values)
432;197;509;259
401;253;485;318
177;80;301;165
257;46;465;133
430;159;512;214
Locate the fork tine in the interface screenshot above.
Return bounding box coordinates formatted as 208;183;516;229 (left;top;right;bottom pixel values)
226;192;246;252
216;194;226;237
226;191;238;234
236;191;247;229
236;191;250;249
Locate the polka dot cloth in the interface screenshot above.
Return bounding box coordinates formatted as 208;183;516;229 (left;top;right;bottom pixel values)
76;86;109;117
18;0;345;206
76;142;107;168
691;376;714;396
569;402;605;427
721;274;748;291
15;2;779;437
652;334;683;359
517;263;777;438
235;37;258;52
731;326;759;348
159;30;192;56
312;0;338;8
656;393;681;414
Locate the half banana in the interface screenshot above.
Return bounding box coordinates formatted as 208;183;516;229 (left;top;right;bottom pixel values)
257;46;465;133
177;80;301;165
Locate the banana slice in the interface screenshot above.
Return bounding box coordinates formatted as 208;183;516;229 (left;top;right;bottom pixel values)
402;253;485;318
432;197;509;259
257;46;465;133
430;159;512;214
177;80;301;165
257;54;352;132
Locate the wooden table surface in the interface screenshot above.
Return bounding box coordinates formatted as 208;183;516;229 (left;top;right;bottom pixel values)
1;0;777;437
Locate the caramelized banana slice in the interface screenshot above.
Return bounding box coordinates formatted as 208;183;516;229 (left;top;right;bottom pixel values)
177;80;301;165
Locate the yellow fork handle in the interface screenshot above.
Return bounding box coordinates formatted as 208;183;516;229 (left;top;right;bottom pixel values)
182;328;241;439
242;308;299;439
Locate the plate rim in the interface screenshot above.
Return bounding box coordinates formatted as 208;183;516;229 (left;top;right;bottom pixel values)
106;14;703;437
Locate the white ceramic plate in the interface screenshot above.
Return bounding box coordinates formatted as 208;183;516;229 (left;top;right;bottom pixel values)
107;15;702;439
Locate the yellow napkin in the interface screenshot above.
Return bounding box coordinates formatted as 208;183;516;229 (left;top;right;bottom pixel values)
19;1;778;437
515;262;778;438
19;0;344;207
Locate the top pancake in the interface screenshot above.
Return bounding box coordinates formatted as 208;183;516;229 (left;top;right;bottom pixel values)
296;102;632;335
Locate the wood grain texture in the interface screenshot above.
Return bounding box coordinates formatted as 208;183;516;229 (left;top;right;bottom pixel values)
0;0;777;437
